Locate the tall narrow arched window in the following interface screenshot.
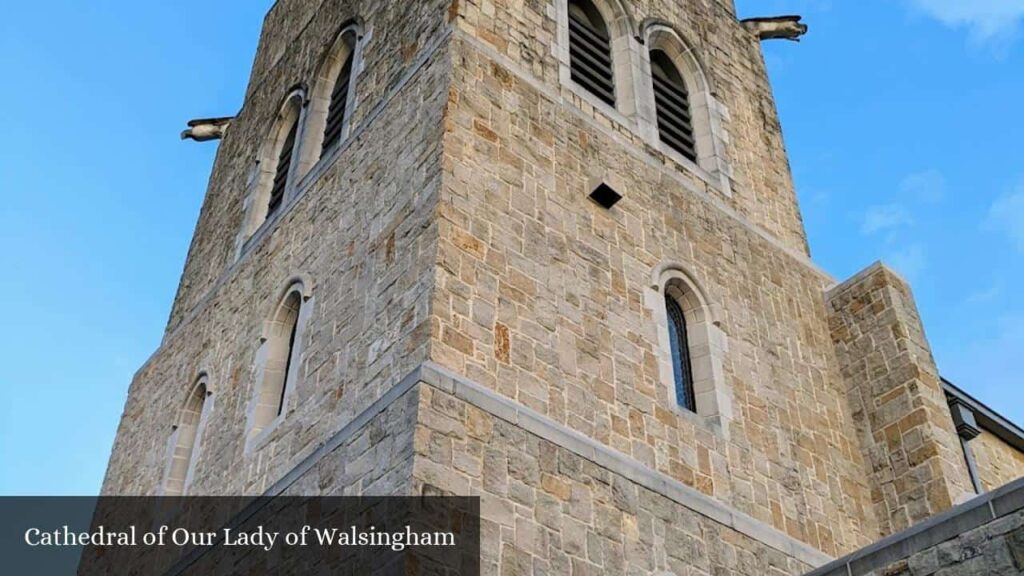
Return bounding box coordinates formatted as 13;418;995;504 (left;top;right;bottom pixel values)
268;118;298;216
665;292;696;412
650;49;697;162
322;50;354;154
247;282;310;449
239;90;306;249
568;0;615;106
304;26;362;169
161;378;211;496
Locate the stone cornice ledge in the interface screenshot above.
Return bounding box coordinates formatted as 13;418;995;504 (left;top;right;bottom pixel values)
417;362;832;568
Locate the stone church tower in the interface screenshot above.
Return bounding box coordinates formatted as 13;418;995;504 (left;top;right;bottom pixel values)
101;0;1024;573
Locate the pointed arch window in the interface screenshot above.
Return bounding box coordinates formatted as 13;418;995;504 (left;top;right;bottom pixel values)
650;49;697;162
247;282;311;450
277;311;299;417
161;378;211;496
665;292;696;412
268;118;298;216
322;50;354;154
568;0;615;106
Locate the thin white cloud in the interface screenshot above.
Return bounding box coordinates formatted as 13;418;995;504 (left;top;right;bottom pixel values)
886;243;928;283
907;0;1024;43
899;170;946;203
862;204;913;235
985;188;1024;253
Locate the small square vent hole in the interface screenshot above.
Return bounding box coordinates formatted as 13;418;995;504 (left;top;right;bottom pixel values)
589;182;622;209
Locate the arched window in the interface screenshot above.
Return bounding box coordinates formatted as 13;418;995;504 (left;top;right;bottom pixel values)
665;292;696;412
247;282;310;448
239;90;305;246
268;118;298;216
650;49;696;162
568;0;615;106
161;377;211;496
651;266;732;431
303;26;362;169
322;49;354;154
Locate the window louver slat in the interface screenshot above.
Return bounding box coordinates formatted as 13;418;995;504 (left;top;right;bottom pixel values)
652;54;697;162
568;17;611;58
569;47;616;93
652;76;693;121
569;12;615;106
322;54;354;153
268;121;297;215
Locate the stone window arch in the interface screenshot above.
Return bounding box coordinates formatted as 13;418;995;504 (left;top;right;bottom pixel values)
303;22;364;171
649;49;697;163
641;23;733;196
238;89;307;245
556;0;642;119
245;278;314;452
159;374;213;496
648;265;732;434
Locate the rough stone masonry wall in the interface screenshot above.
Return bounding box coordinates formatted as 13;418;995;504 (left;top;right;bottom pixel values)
164;0;454;335
433;28;878;558
413;380;819;576
972;430;1024;493
863;510;1024;576
827;264;973;539
100;0;451;496
84;386;418;575
806;477;1024;576
451;0;810;254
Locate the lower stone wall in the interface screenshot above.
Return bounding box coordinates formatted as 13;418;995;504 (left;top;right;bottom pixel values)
410;364;829;576
273;380;420;497
140;362;832;575
807;477;1024;576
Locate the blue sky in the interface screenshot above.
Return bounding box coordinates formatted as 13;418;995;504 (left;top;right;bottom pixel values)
0;1;1020;495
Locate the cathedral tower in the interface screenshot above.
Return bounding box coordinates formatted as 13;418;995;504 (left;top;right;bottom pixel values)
102;1;1023;574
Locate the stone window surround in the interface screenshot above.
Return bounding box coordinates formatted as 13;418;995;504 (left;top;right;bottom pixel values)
299;20;367;177
158;373;214;496
236;88;309;258
642;24;732;196
647;263;732;438
244;277;315;455
553;0;733;196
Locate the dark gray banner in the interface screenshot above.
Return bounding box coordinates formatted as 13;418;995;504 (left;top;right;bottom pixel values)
1;496;480;575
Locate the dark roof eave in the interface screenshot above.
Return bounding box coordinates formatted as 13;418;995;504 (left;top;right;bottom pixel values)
943;377;1024;453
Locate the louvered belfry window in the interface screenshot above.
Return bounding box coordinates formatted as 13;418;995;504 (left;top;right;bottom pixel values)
268;120;298;216
665;293;696;413
322;51;354;154
650;50;697;162
568;0;615;106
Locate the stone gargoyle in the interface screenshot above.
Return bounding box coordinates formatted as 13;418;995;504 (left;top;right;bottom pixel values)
740;15;808;42
181;117;234;142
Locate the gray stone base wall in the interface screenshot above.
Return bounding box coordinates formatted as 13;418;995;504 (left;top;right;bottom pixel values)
807;477;1024;576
